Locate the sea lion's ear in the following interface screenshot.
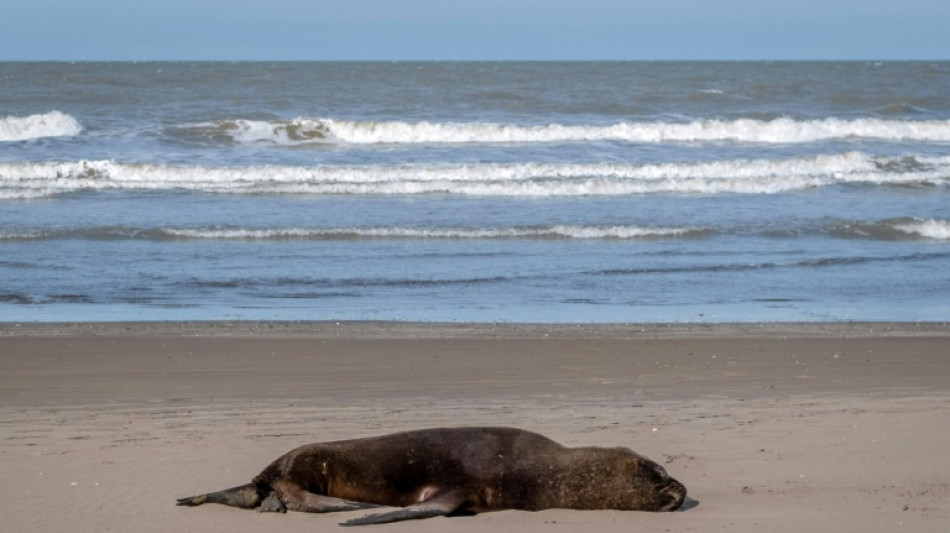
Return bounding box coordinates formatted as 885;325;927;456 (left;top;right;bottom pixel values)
652;463;670;479
341;488;464;526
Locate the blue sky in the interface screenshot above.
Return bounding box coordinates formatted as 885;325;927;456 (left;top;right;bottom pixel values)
2;0;948;61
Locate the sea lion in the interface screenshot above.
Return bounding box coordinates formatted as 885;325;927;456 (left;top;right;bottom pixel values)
177;427;687;526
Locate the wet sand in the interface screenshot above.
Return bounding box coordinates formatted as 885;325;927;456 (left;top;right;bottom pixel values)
1;322;948;532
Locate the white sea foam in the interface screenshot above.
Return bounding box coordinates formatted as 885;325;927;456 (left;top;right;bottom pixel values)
162;225;702;241
2;152;948;199
202;116;950;145
0;111;83;142
893;219;950;240
229;118;329;144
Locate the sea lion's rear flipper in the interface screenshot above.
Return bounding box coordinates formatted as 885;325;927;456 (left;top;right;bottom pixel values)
340;489;465;526
176;483;261;509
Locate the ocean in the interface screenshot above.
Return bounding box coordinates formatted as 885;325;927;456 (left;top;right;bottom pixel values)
1;61;949;323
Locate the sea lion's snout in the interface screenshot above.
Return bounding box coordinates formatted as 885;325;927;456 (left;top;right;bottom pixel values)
655;479;687;512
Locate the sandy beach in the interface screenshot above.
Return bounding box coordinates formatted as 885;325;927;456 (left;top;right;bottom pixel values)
1;321;948;532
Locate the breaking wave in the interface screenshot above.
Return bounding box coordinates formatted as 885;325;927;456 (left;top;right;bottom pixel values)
176;116;950;146
7;219;946;243
0;111;83;142
1;225;706;242
2;152;948;199
893;218;950;240
161;225;705;241
831;218;950;241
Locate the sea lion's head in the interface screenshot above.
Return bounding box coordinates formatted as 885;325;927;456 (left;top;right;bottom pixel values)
629;459;687;512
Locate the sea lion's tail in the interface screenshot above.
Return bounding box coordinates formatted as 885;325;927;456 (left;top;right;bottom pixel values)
177;483;261;509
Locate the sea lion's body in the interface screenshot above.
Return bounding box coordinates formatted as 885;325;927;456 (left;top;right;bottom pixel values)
177;427;686;525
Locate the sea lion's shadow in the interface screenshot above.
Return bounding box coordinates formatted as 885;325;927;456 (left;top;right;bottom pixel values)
678;496;700;511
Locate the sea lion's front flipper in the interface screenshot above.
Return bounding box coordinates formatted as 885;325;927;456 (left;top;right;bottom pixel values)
341;489;464;526
270;479;382;513
176;483;261;509
258;491;287;513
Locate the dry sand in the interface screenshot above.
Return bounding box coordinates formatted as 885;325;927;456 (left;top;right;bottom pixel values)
1;321;948;532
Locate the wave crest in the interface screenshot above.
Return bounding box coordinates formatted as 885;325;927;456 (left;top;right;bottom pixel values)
176;116;950;146
0;111;83;142
2;153;948;199
162;225;705;241
832;218;950;241
893;218;950;240
179;118;330;145
1;225;706;242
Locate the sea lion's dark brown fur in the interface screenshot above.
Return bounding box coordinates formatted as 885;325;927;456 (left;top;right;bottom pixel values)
177;427;687;526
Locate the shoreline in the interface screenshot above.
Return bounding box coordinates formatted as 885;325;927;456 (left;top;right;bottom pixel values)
3;320;950;339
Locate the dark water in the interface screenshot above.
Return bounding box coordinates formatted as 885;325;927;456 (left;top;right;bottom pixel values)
1;62;949;322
